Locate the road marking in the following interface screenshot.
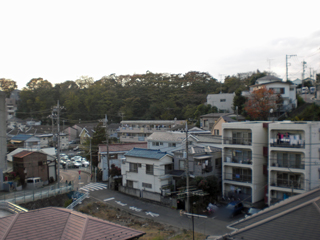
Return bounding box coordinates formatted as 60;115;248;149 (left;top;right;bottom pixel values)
146;212;159;217
115;201;127;206
129;206;142;212
104;197;115;201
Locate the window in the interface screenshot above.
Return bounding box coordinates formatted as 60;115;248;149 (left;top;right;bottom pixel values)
152;142;159;146
270;87;285;94
38;161;43;166
142;183;152;189
165;164;173;174
127;180;133;188
168;143;176;147
220;99;226;102
109;154;118;159
179;160;185;170
146;164;154;175
129;163;138;173
214;129;220;135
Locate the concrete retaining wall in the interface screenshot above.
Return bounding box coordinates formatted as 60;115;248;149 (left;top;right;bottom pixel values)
141;190;161;202
119;186;141;198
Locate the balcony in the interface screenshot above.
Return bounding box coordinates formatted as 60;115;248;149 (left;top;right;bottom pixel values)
270;159;305;170
224;137;252;146
270;178;304;190
224;156;252;165
224;172;252;183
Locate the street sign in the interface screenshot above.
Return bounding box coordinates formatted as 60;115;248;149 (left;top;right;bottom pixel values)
79;175;81;180
79;170;81;175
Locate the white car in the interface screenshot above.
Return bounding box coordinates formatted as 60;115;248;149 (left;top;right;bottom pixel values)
81;160;90;167
74;160;82;168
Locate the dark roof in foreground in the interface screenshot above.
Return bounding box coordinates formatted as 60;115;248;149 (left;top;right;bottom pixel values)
0;207;145;240
220;187;320;240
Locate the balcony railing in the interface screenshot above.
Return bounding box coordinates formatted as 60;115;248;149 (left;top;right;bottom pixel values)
224;156;252;165
224;172;252;183
270;159;305;169
270;138;305;148
270;178;304;190
224;137;252;145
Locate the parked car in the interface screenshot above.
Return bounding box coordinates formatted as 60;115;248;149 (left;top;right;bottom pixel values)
26;177;43;190
310;87;315;94
301;87;309;94
245;207;261;217
74;161;82;168
226;201;244;218
81;160;90;167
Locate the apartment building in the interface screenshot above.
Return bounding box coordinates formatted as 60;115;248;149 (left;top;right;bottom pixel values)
222;122;268;205
119;119;186;143
222;120;320;206
268;121;320;205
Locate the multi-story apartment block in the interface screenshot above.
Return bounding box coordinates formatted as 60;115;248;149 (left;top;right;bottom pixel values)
119;119;186;143
268;121;320;205
222;122;268;205
222;120;320;207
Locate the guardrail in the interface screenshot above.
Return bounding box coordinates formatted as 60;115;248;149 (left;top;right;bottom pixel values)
0;182;74;205
66;191;89;209
0;201;28;213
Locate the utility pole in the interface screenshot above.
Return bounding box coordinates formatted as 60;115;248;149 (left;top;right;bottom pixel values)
302;60;307;101
52;101;61;188
286;54;297;81
185;122;190;213
90;138;92;173
104;114;110;189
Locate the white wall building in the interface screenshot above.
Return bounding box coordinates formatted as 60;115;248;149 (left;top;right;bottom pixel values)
207;93;235;113
147;132;185;153
121;148;173;194
268;121;320;205
222;122;268;204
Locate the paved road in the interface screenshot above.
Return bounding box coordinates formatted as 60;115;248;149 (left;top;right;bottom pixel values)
60;168;91;190
89;188;241;237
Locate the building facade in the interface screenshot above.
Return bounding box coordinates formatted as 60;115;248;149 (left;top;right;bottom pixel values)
206;93;235;113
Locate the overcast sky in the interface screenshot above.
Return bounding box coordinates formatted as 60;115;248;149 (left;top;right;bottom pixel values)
1;0;319;89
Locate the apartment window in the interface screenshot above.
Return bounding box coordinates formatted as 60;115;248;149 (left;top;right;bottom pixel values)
152;142;159;146
214;129;220;135
168;143;176;147
142;183;152;189
220;99;226;102
127;180;133;188
146;164;154;175
129;163;138;173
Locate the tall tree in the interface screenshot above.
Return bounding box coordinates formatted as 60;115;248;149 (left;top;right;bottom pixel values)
244;86;276;120
0;78;17;97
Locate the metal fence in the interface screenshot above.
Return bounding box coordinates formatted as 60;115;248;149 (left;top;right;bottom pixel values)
0;182;74;205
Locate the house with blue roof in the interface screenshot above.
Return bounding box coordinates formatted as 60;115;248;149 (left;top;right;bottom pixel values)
121;148;173;201
10;134;41;150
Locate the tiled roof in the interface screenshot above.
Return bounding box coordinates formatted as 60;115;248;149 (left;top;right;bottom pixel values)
222;187;320;240
0;207;145;240
125;148;171;160
12;150;33;158
99;142;147;153
256;75;282;82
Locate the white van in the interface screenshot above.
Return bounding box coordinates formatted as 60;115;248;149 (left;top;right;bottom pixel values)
26;177;43;190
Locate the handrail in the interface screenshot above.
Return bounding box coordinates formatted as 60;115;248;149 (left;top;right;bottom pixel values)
66;191;89;209
0;201;28;213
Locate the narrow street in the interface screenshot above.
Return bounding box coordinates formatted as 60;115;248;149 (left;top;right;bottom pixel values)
60;168;91;190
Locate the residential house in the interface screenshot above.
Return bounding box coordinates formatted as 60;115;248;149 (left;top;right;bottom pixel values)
12;151;49;184
98;142;147;181
10;134;41;150
255;75;282;85
222;187;320;240
268;121;320;205
121;148;173;198
78;123;98;145
0;207;145;240
206;93;235;113
222;122;268;205
62;122;97;142
119;119;186;143
147;132;185;153
172;144;222;188
249;77;297;112
200;113;245;131
211;115;244;136
25;118;41;126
